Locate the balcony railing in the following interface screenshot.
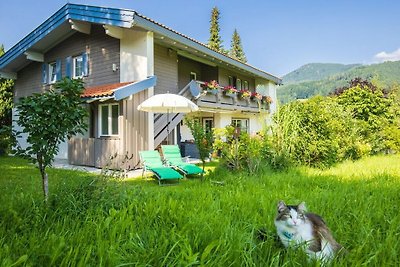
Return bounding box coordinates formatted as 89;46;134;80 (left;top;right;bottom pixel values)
189;80;271;113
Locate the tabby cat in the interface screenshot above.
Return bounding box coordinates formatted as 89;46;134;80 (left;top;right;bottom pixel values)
274;200;343;261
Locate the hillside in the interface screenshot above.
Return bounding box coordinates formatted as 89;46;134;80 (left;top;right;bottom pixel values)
278;61;400;103
283;63;360;84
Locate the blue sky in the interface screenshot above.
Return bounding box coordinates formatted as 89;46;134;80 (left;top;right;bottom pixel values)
1;0;400;76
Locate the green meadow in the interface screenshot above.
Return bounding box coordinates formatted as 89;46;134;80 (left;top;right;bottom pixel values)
1;155;399;266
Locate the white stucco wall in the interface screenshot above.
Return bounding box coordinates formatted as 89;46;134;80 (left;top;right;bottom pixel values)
120;29;154;150
256;79;278;114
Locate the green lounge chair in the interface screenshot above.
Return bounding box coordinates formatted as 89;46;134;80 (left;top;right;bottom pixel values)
161;145;204;176
139;150;183;185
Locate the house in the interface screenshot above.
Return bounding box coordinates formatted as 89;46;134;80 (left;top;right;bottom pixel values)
0;4;281;168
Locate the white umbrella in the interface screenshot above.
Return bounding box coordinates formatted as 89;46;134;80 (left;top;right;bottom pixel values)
137;93;199;141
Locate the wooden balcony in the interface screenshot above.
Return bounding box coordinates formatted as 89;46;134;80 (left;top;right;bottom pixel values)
188;81;271;113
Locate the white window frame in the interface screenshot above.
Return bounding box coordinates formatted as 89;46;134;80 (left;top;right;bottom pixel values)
243;80;249;90
202;117;214;134
72;55;84;78
228;76;234;86
231;118;249;133
236;79;242;90
190;72;197;81
98;103;119;137
48;62;57;84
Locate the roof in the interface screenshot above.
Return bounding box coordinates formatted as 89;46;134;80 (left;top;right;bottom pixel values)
82;82;134;98
0;4;281;84
82;76;157;101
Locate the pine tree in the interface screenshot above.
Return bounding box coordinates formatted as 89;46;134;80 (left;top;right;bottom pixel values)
229;29;247;63
208;7;223;52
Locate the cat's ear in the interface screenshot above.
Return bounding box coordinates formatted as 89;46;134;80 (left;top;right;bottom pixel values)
298;202;307;212
277;200;287;213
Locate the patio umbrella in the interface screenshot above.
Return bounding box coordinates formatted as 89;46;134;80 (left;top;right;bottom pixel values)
137;93;199;141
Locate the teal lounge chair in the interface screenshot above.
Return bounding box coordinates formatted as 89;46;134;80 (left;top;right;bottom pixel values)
161;145;204;176
139;150;183;185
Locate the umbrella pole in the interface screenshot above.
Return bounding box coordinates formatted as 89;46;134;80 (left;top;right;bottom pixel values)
167;111;169;145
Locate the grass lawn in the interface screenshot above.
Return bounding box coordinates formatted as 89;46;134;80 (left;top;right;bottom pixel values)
1;155;399;266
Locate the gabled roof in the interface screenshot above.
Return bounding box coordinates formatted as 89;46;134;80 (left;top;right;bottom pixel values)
0;4;281;84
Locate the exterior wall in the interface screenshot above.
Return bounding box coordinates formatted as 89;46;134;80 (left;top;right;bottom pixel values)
177;55;218;89
14;25;121;160
154;45;178;94
218;67;255;91
256;78;278;114
14;25;120;101
119;29;154;166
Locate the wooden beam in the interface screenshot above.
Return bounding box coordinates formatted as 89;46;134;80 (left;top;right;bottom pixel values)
69;19;91;34
0;71;17;79
103;25;123;39
24;51;44;62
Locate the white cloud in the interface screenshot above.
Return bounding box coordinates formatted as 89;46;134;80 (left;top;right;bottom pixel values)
373;48;400;63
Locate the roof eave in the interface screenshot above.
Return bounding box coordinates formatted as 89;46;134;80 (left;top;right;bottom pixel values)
133;15;282;84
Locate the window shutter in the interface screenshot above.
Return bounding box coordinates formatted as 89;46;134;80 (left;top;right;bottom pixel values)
82;53;89;77
42;63;48;84
56;59;62;81
65;56;72;78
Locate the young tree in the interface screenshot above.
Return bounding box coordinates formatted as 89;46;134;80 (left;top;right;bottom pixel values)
14;78;87;200
0;45;14;155
229;29;247;63
185;118;213;178
208;6;223;52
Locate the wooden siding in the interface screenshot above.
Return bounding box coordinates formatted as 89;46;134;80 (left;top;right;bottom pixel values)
68;138;95;166
121;90;150;167
218;67;256;91
14;24;120;100
154;44;178;94
13;61;43;100
177;55;218;89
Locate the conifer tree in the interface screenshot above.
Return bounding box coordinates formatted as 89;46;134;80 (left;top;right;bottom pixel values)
208;7;223;52
229;29;247;63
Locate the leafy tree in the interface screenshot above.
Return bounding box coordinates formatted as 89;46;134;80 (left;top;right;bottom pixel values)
0;45;14;154
208;7;223;52
185;118;213;178
14;78;87;200
229;29;247;63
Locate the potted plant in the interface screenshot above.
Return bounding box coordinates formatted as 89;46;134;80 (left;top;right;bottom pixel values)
250;92;262;101
262;95;273;104
238;89;251;100
203;80;220;94
222;85;238;97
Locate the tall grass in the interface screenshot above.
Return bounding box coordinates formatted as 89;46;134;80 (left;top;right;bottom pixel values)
1;155;399;266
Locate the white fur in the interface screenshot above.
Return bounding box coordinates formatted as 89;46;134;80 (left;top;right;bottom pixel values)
274;209;335;261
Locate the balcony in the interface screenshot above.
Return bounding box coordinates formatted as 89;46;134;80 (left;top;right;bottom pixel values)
188;80;271;113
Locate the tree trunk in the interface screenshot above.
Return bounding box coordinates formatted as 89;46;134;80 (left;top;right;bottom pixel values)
37;155;49;201
41;171;49;202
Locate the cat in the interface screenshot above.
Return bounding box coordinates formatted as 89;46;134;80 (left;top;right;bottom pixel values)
274;200;343;262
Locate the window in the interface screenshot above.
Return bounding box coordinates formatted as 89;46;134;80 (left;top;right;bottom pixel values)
231;118;249;133
202;118;214;134
228;76;234;86
190;72;197;81
243;80;249;90
236;79;242;90
73;55;84;78
48;62;57;84
99;104;119;136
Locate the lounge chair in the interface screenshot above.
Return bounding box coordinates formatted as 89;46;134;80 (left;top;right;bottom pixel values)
161;145;204;176
139;150;183;185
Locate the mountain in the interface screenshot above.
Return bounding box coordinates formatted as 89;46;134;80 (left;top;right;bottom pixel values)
283;63;361;84
278;61;400;103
